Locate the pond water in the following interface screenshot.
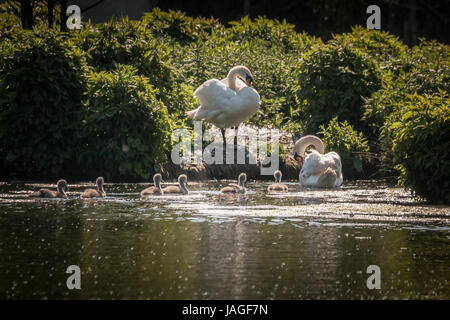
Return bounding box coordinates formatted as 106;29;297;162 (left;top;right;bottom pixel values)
0;180;449;299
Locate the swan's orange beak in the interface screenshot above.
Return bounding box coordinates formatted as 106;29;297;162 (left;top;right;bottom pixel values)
246;75;254;87
294;153;303;169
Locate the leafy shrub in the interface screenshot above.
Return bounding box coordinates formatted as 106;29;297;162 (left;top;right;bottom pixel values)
142;8;224;43
363;39;450;170
79;65;171;180
331;26;407;70
295;42;382;135
319;118;370;178
0;29;88;179
73;17;194;122
386;91;450;203
227;16;317;52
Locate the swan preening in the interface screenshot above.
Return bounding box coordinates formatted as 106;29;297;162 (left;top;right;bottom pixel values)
267;170;288;192
186;66;261;147
294;135;343;188
81;177;106;198
29;179;68;198
221;172;247;194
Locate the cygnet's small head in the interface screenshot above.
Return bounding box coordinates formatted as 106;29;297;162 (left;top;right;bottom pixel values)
238;173;247;185
57;179;68;191
274;170;282;182
96;177;104;187
153;173;162;184
178;174;188;185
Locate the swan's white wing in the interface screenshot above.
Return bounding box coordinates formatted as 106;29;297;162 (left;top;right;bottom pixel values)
188;77;261;128
190;79;244;127
193;79;239;108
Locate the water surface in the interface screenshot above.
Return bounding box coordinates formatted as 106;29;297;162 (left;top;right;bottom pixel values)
0;180;449;299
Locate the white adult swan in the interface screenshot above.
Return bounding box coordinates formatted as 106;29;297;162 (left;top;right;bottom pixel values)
186;66;261;146
294;135;343;188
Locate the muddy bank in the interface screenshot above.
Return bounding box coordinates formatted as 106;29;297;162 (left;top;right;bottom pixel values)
163;127;299;181
163;155;299;181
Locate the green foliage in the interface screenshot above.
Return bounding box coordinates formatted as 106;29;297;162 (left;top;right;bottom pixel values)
80;65;171;180
142;8;224;43
319;118;370;178
0;28;88;179
331;26;407;70
296;41;382;134
363;39;450;175
386;92;450;204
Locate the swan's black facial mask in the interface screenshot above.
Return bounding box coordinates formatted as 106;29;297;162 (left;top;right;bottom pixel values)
245;74;254;87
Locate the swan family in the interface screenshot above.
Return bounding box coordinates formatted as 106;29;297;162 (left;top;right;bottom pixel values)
27;65;343;199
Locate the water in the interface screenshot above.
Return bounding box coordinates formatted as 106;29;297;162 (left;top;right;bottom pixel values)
0;180;449;299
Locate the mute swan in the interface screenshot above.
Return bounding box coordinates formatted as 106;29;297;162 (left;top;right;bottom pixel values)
267;170;288;192
186;66;261;157
221;172;247;194
141;173;163;196
81;177;106;198
294;135;343;188
29;179;68;198
162;174;189;195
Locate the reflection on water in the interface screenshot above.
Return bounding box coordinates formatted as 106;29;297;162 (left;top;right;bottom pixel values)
0;180;449;299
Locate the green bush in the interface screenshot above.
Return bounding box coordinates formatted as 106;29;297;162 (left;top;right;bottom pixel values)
386;91;450;204
363;39;450;172
73;17;193;122
79;65;171;180
0;29;88;179
142;8;224;43
319;118;370;178
295;41;382;135
331;26;407;70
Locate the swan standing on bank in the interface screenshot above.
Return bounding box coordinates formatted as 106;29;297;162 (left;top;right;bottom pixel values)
186;66;261;155
294;135;343;188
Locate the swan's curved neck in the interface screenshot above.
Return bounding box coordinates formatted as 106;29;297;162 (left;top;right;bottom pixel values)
97;183;104;194
227;69;239;91
179;181;188;194
294;135;325;156
154;179;161;190
57;184;66;196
